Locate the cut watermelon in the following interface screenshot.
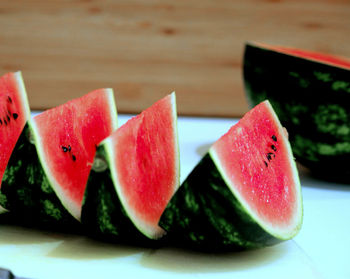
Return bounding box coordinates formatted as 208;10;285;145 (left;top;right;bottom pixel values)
82;93;180;242
0;89;117;227
243;42;350;181
0;72;31;213
159;100;303;251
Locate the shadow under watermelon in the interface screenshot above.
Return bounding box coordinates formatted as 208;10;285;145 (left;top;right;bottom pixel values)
138;241;290;273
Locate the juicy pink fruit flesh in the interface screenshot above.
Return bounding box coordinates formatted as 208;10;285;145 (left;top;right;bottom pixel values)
33;89;116;219
110;93;178;235
0;72;30;185
211;101;298;228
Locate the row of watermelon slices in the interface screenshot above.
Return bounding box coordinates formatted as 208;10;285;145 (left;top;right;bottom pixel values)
0;71;303;251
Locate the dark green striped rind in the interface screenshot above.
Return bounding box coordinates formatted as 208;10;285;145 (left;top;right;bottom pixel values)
0;124;81;232
81;145;162;247
159;153;281;252
243;43;350;182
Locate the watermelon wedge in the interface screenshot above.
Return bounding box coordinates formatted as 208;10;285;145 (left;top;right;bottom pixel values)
81;93;180;242
0;72;31;213
159;100;303;251
0;89;118;227
243;42;350;181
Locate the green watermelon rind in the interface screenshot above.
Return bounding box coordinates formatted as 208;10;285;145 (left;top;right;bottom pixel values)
209;101;303;241
0;124;81;230
159;154;277;251
0;71;31;214
0;205;8;214
1;88;118;225
29;88;118;221
82;92;180;241
81;145;160;245
103;92;180;239
243;42;350;180
159;101;303;251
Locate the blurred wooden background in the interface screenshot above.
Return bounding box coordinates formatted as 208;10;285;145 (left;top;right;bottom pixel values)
0;0;349;117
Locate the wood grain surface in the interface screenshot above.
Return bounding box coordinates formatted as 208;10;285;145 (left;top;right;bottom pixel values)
0;0;349;117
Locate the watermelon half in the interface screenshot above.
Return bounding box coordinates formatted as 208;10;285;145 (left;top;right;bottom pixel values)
243;42;350;181
0;89;118;227
0;72;31;213
81;93;180;242
159;100;303;251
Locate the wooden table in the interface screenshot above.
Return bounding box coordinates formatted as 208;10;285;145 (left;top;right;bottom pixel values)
0;1;349;117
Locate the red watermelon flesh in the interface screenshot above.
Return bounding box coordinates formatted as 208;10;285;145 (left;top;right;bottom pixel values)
0;72;30;185
104;93;179;238
210;100;302;237
257;42;350;69
31;89;118;220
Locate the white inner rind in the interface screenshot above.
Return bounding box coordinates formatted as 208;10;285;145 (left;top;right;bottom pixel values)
105;88;119;131
209;101;303;240
104;92;180;239
30;88;118;221
14;71;31;120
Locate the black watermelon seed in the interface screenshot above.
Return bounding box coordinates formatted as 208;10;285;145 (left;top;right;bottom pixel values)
267;152;275;161
62;146;68;152
264;161;268;167
0;119;2;125
7;96;12;103
271;145;277;152
6;115;10;122
72;155;76;161
4;119;7;126
68;145;71;152
272;135;277;142
12;113;18;120
266;153;272;161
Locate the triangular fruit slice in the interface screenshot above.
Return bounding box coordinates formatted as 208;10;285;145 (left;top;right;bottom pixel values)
159;100;303;251
1;89;117;227
0;72;31;213
82;93;180;242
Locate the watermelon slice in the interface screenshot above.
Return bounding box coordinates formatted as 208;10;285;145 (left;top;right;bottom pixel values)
81;93;180;242
243;42;350;181
0;72;31;213
159;100;303;251
0;89;118;227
